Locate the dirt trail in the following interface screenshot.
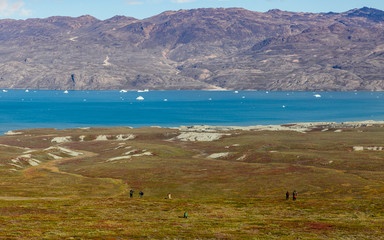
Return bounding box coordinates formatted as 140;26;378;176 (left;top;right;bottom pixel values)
26;148;128;196
0;146;128;201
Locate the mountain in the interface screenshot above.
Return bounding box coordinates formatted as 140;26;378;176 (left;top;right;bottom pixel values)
0;7;384;90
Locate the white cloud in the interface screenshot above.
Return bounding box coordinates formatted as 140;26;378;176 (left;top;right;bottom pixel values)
171;0;196;3
126;0;144;5
0;0;31;17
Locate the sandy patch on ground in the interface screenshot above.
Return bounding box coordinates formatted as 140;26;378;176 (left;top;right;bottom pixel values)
173;132;230;141
95;135;109;141
0;144;30;151
107;156;132;162
47;153;63;160
51;136;72;143
116;134;135;140
107;149;152;162
56;146;83;157
237;154;247;161
9;154;41;168
354;146;384;151
43;146;83;157
207;152;230;159
4;130;23;135
225;144;240;148
45;146;83;157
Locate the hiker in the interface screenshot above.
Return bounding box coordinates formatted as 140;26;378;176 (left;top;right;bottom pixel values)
293;190;297;201
130;189;134;198
139;191;144;198
168;193;172;199
286;191;289;200
184;211;188;218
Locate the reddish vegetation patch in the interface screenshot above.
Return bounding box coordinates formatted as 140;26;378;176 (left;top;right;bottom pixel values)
259;165;311;175
306;222;335;231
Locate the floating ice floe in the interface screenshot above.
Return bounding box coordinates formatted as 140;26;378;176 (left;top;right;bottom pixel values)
136;96;144;100
2;90;8;92
120;90;127;93
137;89;149;93
164;99;168;102
25;89;29;92
314;94;321;98
234;91;239;94
64;90;69;94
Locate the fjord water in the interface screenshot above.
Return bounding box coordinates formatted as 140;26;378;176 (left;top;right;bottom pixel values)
0;90;383;134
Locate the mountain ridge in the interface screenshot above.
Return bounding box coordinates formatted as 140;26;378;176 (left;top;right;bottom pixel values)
0;7;384;90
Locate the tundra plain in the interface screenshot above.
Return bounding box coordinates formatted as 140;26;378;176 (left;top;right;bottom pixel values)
0;124;383;239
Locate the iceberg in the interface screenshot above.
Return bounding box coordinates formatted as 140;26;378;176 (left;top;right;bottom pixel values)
136;96;144;100
137;89;149;93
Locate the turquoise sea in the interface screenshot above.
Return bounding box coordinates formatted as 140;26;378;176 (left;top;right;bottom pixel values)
0;90;383;135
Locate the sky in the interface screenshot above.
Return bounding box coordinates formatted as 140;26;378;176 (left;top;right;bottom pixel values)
1;0;384;20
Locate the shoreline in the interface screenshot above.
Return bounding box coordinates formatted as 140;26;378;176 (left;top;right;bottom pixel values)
175;120;384;133
4;120;384;136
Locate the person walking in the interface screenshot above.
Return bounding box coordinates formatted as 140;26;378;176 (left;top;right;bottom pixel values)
293;190;297;201
130;189;134;198
139;191;144;198
286;191;289;200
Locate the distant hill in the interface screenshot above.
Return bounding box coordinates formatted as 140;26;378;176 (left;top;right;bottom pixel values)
1;7;384;90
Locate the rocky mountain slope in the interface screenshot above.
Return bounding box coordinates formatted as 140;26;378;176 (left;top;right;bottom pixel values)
0;7;384;90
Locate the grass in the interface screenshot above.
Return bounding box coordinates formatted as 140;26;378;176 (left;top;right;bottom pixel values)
0;198;382;239
0;125;383;239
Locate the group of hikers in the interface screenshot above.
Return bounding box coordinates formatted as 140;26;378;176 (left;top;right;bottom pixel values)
127;189;296;219
130;189;297;201
129;189;144;198
286;190;297;200
129;189;173;200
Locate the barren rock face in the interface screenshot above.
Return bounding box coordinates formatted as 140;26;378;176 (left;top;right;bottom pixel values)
1;7;384;91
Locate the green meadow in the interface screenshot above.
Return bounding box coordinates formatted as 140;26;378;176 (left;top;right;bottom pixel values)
0;125;383;239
